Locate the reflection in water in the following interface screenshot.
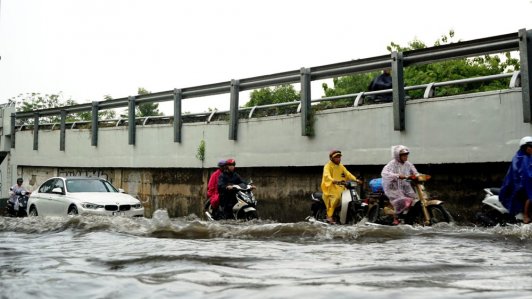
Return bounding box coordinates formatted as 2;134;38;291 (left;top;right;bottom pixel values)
1;210;532;298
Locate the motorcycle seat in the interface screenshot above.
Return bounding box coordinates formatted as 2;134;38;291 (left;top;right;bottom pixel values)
489;188;500;195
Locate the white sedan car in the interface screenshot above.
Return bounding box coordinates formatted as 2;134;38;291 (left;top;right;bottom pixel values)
27;177;144;217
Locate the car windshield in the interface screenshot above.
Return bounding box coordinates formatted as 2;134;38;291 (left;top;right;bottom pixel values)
65;179;119;193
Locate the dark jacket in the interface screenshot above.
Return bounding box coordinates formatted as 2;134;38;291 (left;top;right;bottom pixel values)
368;73;393;101
217;171;246;201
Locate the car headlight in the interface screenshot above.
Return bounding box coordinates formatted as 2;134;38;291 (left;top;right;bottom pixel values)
81;202;104;209
132;203;142;209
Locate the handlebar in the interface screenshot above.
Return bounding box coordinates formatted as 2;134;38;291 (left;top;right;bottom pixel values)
401;174;431;182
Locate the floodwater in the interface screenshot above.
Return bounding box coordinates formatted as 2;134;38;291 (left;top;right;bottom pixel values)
1;210;532;299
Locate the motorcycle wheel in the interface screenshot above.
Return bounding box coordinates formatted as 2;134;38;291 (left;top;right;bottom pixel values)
313;207;327;222
367;204;380;223
245;211;258;220
428;205;452;224
347;203;365;224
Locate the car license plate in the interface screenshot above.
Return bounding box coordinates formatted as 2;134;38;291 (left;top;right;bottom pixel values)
112;212;125;216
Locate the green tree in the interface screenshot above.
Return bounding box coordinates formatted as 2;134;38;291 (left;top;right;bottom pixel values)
322;30;520;104
245;84;300;107
136;87;163;117
13;92;116;124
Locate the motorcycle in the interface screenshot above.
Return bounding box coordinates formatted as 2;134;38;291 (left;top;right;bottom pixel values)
475;188;524;226
307;180;368;225
6;190;30;217
366;174;453;226
205;182;258;221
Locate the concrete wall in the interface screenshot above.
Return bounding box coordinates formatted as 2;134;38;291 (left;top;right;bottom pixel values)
9;89;532;172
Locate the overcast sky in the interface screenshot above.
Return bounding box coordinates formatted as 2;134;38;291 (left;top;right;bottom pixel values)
1;0;532;113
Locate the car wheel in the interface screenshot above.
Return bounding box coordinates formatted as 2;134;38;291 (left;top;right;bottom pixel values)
29;206;38;217
68;205;79;216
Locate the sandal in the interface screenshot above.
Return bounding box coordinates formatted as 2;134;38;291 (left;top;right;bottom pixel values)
326;217;336;224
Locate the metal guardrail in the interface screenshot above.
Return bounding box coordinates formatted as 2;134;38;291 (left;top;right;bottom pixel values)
9;29;532;150
16;70;520;129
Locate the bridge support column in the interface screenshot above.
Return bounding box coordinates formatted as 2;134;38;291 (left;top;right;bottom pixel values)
300;68;312;136
229;80;239;141
519;28;532;123
91;101;99;146
392;51;406;131
10;113;15;149
173;89;182;143
60;110;66;151
128;96;136;145
33;113;39;150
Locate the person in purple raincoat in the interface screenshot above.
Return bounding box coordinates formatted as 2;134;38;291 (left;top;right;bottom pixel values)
381;145;419;225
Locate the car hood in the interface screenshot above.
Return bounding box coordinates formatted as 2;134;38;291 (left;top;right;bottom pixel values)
67;192;141;205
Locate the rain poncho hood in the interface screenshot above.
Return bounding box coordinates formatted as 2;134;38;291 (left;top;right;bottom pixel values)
381;145;419;214
499;148;532;215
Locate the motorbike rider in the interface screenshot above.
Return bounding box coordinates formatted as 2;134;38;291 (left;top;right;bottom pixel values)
217;158;250;219
499;136;532;224
381;145;419;225
206;159;226;219
9;177;31;211
321;150;360;224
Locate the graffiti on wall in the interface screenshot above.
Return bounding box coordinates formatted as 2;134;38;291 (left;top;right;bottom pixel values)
58;169;110;180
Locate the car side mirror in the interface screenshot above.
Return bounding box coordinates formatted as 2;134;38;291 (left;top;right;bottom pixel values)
118;188;125;193
52;187;64;194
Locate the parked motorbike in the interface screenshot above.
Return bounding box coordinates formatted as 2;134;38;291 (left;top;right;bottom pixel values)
366;174;453;226
205;182;258;221
5;190;30;217
307;180;368;225
475;188;524;226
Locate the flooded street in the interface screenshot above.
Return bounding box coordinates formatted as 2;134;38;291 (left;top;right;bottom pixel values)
2;210;532;299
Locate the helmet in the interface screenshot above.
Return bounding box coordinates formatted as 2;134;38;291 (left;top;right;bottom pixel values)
217;160;226;168
16;177;23;184
519;136;532;147
226;158;236;166
329;150;342;159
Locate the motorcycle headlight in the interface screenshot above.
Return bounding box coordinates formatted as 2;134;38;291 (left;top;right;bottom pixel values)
81;202;104;209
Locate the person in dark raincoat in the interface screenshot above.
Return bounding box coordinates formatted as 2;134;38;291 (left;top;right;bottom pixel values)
500;136;532;224
217;158;247;219
367;68;392;103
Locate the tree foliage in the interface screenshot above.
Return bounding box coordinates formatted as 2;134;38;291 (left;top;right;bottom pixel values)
321;30;520;105
245;84;300;107
12;92;116;124
135;87;163;117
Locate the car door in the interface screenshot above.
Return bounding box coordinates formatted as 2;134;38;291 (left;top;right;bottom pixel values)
33;178;57;215
46;178;69;216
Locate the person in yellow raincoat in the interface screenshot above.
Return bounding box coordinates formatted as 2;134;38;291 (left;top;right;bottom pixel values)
321;150;359;224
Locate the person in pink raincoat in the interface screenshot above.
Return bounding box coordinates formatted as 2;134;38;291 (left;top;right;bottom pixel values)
206;160;226;214
381;145;419;224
